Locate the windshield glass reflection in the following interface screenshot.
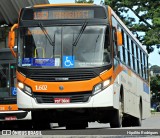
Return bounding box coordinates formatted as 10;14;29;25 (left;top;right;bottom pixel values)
18;25;110;68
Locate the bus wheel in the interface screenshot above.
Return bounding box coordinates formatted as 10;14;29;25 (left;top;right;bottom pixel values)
31;111;51;130
122;116;132;127
58;122;65;127
16;120;32;130
66;122;88;130
32;121;51;130
110;95;123;128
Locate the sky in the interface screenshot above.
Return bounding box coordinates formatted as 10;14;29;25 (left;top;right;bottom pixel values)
49;0;159;66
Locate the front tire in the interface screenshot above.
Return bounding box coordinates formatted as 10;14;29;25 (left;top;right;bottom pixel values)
31;111;51;130
110;95;123;128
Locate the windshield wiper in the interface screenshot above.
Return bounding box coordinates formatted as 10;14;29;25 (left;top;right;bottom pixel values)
71;21;88;58
72;21;88;47
39;23;55;47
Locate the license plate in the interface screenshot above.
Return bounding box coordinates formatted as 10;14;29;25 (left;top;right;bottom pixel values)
5;116;17;121
54;98;70;103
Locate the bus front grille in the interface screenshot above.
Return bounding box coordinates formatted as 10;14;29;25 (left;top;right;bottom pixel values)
33;92;92;104
0;98;16;104
29;70;97;82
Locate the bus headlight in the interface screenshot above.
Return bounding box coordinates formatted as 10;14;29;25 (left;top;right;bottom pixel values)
18;82;24;89
93;79;111;95
103;79;111;88
24;85;32;94
18;82;32;95
93;83;102;95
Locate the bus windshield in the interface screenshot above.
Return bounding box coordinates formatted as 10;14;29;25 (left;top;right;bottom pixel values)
18;25;110;68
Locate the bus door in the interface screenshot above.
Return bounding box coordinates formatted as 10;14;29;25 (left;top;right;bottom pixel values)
0;63;17;105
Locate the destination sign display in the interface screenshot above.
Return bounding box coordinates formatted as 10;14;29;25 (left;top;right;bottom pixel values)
21;7;107;21
34;9;94;19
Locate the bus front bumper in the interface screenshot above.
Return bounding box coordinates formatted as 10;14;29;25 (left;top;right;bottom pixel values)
17;85;115;110
0;111;31;121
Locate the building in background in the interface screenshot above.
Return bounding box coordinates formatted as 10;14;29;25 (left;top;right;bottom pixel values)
0;0;49;49
150;65;160;76
0;0;49;128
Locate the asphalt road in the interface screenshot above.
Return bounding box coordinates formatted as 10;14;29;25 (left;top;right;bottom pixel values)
42;114;160;136
0;114;160;137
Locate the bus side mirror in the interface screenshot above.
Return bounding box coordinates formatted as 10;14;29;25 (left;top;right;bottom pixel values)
8;31;15;48
116;30;123;46
8;24;18;57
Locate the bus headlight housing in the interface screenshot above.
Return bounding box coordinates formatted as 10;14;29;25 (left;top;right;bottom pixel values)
93;79;111;95
24;85;32;94
18;82;32;95
93;83;102;95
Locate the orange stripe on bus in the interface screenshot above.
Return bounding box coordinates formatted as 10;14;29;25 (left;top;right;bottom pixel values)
107;6;112;26
0;104;18;111
24;77;102;93
112;64;149;86
100;67;113;80
16;71;26;82
111;65;124;83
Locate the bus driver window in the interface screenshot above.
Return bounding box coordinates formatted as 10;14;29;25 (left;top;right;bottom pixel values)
103;27;110;63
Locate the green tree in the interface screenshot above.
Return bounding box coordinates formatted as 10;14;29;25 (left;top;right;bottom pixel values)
105;0;160;54
75;0;94;3
150;65;160;72
150;75;160;103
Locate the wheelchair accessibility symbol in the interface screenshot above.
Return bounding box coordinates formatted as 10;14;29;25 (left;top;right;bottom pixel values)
63;56;74;68
11;87;17;96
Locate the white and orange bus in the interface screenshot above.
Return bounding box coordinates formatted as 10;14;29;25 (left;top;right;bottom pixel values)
8;3;150;129
0;48;31;129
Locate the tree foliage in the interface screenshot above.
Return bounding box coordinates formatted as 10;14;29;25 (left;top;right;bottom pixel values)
75;0;94;3
150;75;160;103
150;65;160;103
150;65;160;72
105;0;160;54
150;76;160;93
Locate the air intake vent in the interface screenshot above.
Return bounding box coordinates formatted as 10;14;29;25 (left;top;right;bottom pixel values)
33;92;92;103
0;98;16;104
29;70;97;82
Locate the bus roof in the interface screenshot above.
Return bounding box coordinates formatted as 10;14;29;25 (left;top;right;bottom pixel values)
34;3;95;8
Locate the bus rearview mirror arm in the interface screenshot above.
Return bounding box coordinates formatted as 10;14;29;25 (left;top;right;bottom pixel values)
8;24;18;57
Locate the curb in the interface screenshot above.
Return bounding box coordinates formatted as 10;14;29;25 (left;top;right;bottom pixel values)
151;112;160;117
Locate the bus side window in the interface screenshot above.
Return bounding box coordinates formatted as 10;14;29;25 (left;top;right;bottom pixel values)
112;16;118;58
2;78;7;87
121;30;126;63
0;72;1;87
103;27;110;62
0;64;6;88
112;27;118;57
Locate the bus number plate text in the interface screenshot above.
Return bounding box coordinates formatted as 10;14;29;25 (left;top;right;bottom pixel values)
5;116;17;121
54;98;70;103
